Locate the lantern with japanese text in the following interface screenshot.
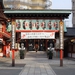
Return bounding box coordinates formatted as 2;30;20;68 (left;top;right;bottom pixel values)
35;20;39;30
16;20;21;29
41;21;46;30
23;21;26;29
54;22;58;30
48;21;52;29
29;21;32;30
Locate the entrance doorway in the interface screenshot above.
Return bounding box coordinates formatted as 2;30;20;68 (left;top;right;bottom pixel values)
19;39;55;52
28;39;34;51
27;39;46;51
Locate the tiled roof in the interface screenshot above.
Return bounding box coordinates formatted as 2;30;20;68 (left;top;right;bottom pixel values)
65;27;75;36
0;1;8;21
4;9;71;19
0;11;8;21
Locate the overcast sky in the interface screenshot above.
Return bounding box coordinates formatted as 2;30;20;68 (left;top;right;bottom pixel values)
52;0;72;9
52;0;72;27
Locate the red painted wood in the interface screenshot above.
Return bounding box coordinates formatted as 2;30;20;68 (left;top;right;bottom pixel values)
60;50;63;59
12;50;15;59
16;30;59;32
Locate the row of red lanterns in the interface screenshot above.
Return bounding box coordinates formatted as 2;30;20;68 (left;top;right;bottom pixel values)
16;21;58;30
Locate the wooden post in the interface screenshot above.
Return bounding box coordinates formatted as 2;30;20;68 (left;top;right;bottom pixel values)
59;20;64;67
12;50;15;66
11;19;16;67
60;49;63;66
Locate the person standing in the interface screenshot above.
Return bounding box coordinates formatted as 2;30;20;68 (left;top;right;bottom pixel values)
35;40;39;52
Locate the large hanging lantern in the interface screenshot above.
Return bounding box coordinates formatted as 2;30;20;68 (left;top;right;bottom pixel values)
35;20;39;30
48;21;52;29
29;21;32;30
41;21;46;30
54;21;58;30
23;21;26;29
16;20;21;29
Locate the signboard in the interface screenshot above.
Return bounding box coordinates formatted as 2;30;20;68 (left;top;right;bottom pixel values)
11;20;16;49
21;32;55;39
59;21;64;49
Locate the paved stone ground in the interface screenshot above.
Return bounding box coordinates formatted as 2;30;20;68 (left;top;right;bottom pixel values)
25;51;47;58
0;51;75;75
19;51;56;75
0;69;22;75
19;64;56;75
51;64;75;75
0;58;24;75
18;51;75;75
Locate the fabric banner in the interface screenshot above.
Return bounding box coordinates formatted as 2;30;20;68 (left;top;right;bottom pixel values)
21;32;55;39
